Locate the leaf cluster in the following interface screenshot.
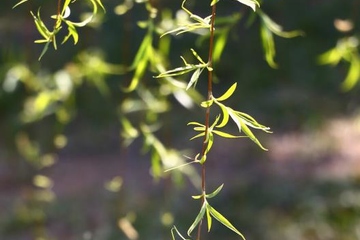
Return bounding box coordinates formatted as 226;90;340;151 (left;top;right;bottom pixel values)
318;36;360;91
14;0;105;60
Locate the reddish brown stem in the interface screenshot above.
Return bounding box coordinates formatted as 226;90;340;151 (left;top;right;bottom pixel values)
196;2;216;240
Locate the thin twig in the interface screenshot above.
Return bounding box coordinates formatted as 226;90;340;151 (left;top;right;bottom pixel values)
196;2;217;240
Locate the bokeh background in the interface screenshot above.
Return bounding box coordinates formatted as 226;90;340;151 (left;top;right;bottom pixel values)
1;0;360;239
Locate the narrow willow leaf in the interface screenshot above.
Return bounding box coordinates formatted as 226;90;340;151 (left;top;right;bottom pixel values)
171;226;191;240
187;201;207;236
190;132;205;141
200;99;214;108
67;15;93;27
234;0;259;12
317;48;342;65
228;110;242;133
191;48;206;64
124;56;148;92
260;22;278;68
206;184;224;198
206;206;212;232
38;41;51;61
164;160;197;172
240;119;268;151
212;130;242;138
213;28;229;62
62;22;79;44
62;0;72;15
188;121;205;127
131;34;152;69
210;0;220;5
192;194;203;199
341;53;360;91
94;0;106;12
216;83;237;101
258;10;304;38
208;205;246;240
193;126;205;131
13;0;29;9
204;133;214;155
237;111;271;132
31;10;51;40
187;68;202;90
216;103;229;128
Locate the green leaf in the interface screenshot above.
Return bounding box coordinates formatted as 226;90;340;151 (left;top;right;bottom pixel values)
258;10;304;38
216;103;229;128
131;34;152;69
62;22;79;44
212;130;242;138
62;0;72;15
171;226;191;240
210;0;220;5
13;0;29;9
190;132;205;141
38;41;51;61
124;55;148;92
94;0;106;12
341;53;360;91
188;121;205;127
240;119;268;151
192;194;203;199
234;0;259;12
31;10;52;40
208;204;246;240
187;68;203;90
200;99;214;108
187;201;207;236
206;206;212;232
216;83;237;101
260;22;277;68
213;28;229;62
206;184;224;198
191;48;206;65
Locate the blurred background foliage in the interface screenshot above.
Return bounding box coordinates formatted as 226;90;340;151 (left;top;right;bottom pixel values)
1;0;360;239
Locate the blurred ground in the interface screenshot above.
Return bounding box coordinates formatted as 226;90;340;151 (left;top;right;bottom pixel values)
1;114;360;240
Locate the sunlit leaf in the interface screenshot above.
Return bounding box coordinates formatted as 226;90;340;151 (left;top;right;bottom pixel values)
124;55;148;92
208;204;246;240
317;48;342;65
131;34;152;69
210;0;220;5
341;53;360;91
31;10;52;40
13;0;29;9
187;68;203;90
187;201;207;236
206;184;224;198
191;48;206;64
260;22;277;68
171;226;191;240
190;132;205;141
258;10;304;38
192;194;203;199
188;121;205;127
206;206;212;232
38;41;51;61
200;99;214;108
213;28;229;63
216;83;237;101
216;103;229;128
240;119;268;150
212;130;242;138
234;0;259;12
62;22;79;44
